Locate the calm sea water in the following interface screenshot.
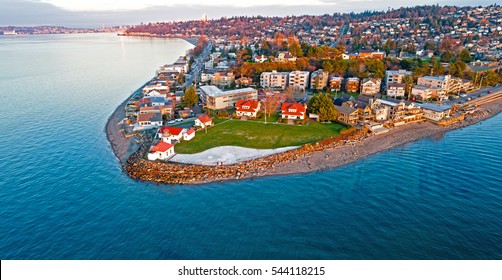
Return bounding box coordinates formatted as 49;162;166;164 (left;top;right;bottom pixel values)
0;33;501;260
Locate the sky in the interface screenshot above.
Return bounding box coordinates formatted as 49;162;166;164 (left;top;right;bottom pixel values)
0;0;498;27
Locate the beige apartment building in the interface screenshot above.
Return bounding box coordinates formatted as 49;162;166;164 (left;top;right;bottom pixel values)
199;86;258;110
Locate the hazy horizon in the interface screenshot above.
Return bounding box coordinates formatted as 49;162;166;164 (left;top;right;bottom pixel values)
0;0;499;28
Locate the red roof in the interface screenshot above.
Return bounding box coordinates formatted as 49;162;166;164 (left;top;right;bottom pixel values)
235;99;260;112
198;114;212;123
281;103;306;116
185;128;195;135
159;126;184;136
150;141;174;153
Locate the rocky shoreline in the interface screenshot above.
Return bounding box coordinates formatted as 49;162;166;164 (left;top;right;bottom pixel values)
108;96;502;185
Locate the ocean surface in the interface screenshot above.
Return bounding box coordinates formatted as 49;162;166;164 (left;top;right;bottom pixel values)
0;33;501;260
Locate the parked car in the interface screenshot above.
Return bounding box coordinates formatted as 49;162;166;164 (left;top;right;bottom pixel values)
168;120;176;124
460;94;467;97
175;118;184;122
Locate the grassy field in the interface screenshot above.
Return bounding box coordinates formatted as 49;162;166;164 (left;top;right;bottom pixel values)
174;119;346;154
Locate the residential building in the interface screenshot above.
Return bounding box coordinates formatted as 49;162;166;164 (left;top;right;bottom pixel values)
385;69;412;85
281;103;307;120
147;142;175;161
419;103;452;123
235;100;261;118
204;60;214;69
310;70;329;90
360;78;382;95
183;128;195;141
199;86;258;110
254;55;267;63
211;72;235;87
335;105;358;125
386;83;406;98
411;85;447;101
288;71;310;90
345;77;360;93
260;71;289;89
370;99;391;121
200;73;213;83
274;51;297;62
136;113;163;128
417;75;452;92
236;77;253;87
328;76;343;92
195;114;213;128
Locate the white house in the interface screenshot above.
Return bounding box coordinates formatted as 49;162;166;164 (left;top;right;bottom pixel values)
158;126;184;144
183;128;195;141
235;100;261;118
281;103;307;120
147;142;175;161
195;115;213;129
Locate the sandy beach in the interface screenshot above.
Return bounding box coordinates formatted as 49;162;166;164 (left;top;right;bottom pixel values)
109;94;502;185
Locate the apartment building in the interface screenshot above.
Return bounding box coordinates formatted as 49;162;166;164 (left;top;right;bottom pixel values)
288;71;310;90
385;69;412;85
310;70;329;90
360;78;382;95
211;72;235;87
345;77;360;93
199;86;258;110
260;71;289;89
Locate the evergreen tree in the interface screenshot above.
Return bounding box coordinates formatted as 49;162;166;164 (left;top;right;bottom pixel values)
457;49;472;63
184;85;198;108
308;93;338;122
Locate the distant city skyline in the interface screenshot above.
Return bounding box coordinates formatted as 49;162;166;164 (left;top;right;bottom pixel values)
1;0;499;27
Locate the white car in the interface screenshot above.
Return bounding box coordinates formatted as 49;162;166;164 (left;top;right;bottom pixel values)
460;94;467;97
175;118;183;122
168;120;176;124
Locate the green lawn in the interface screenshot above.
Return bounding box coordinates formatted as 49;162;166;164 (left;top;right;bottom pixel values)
174;120;346;154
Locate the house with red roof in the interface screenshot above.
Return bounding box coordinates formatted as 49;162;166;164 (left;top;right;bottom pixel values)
235;99;261;118
195;114;213;129
281;103;307;120
147;141;175;161
158;126;184;144
183;128;195;141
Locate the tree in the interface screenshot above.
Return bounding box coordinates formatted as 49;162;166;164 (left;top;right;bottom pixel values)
441;51;454;62
283;87;295;102
308;93;338;122
403;75;415;100
177;72;185;84
482;71;500;86
289;42;303;57
262;96;281;117
184;85;198;108
457;49;472;63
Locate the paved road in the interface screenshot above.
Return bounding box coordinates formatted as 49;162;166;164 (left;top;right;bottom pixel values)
184;42;212;88
444;84;502;106
331;23;348;47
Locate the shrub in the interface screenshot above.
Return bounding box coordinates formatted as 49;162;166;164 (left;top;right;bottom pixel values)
218;110;230;118
340;127;357;135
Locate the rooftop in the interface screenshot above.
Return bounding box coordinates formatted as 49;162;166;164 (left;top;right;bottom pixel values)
418;102;452;112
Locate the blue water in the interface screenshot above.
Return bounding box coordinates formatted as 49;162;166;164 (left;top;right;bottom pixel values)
0;34;501;260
